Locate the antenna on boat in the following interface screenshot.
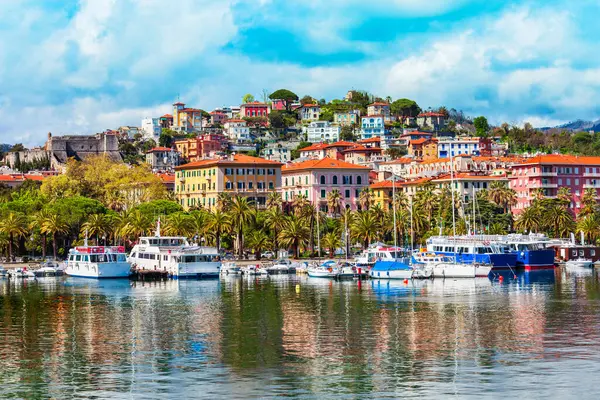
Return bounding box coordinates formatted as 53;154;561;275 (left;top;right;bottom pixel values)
450;153;457;263
155;218;161;238
392;175;397;257
84;229;88;247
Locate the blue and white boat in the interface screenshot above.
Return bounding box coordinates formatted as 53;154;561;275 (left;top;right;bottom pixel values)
369;260;414;280
426;236;518;270
494;234;555;270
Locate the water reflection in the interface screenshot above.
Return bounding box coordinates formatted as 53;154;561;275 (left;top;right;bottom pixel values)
1;271;600;399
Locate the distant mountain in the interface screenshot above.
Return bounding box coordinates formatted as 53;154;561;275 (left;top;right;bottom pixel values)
541;119;600;132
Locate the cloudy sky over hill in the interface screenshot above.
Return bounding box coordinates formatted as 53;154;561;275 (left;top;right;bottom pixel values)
1;0;599;145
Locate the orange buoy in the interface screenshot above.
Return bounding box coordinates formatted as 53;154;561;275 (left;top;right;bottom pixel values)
499;276;504;282
403;279;409;284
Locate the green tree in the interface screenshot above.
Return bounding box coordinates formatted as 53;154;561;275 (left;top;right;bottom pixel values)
351;211;380;248
326;189;343;216
269;89;299;111
242;93;255;104
279;216;310;258
390;98;421;117
228;196;255;257
159;131;174;148
0;212;28;261
40;213;69;260
473;116;490;137
246;230;271;258
207;210;231;252
340;125;356;141
81;214;109;245
322;231;342;257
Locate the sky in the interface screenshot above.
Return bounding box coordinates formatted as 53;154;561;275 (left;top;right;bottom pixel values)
1;0;600;146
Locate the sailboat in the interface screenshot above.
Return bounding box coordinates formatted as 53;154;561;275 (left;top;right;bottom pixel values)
415;155;491;278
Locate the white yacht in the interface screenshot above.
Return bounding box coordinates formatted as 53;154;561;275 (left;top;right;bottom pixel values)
413;252;492;278
129;223;220;279
65;245;131;278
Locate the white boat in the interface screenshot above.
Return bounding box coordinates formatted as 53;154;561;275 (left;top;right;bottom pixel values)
565;258;593;268
34;261;65;277
220;262;241;275
414;252;492;278
307;265;337;278
355;243;408;268
0;266;8;278
65;245;131;278
8;267;36;279
266;259;295;274
129;222;220;279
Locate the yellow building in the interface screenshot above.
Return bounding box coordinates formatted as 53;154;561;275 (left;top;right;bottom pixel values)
174;154;283;209
408;138;438;161
370;180;398;210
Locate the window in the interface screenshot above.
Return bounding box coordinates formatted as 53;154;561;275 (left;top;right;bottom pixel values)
321;189;326;198
357;176;362;185
269;182;274;189
575;179;579;185
333;176;338;185
345;189;350;198
567;178;571;185
320;175;326;185
343;176;350;185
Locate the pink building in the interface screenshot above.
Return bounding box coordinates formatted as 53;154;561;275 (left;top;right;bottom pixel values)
510;154;600;215
282;158;370;212
271;99;286;111
299;141;355;160
210;111;227;125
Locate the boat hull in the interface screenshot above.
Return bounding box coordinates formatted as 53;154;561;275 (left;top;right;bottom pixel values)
66;262;131;279
307;269;335;278
516;249;555;270
432;263;476;278
370;261;413;280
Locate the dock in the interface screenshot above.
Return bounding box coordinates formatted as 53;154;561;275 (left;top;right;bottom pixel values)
130;269;169;281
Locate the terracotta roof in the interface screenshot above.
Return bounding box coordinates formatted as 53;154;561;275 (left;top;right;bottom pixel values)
157;173;175;183
299;143;329;152
301;104;320;108
419;157;451;164
358;137;381;144
147;147;173;153
515;154;600;166
242;102;268;107
180;108;203;113
380;157;414;165
161;114;173;118
282;157;370;172
176;154;282;170
370;180;404;189
324;141;356;149
0;175;23;182
433;173;507;182
24;175;45;181
410;138;430;145
173;102;185;106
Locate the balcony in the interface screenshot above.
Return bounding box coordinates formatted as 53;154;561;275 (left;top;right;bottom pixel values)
530;182;558;189
539;171;558;177
583;172;600;178
583;183;600;189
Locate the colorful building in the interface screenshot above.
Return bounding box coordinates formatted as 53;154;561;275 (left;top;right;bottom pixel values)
367;102;391;121
370;179;404;210
298;104;321;121
408;138;438;160
224;119;251;143
172;102;204;133
174;134;226;163
437;137;487;158
509;154;600;215
343;145;384;166
360;115;389;140
174;154;282;210
334;110;360;126
281;158;370;212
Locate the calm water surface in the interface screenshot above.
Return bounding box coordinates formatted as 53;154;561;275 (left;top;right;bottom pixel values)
1;268;600;399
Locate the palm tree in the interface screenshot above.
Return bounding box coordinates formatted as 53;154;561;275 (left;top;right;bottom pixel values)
81;214;109;245
164;213;192;237
207;209;231;252
228;196;255;257
557;187;572;206
488;222;508;235
547;204;574;238
514;206;542;233
266;191;282;210
326;189;342;216
531;188;545;202
279;215;310;258
350;211;380;248
392;190;409;211
216;192;232;212
0;212;28;261
322;231;342;258
488;181;517;212
127;210;154;240
359;188;374;210
32;209;51;258
577;215;600;244
579;188;597;218
291;194;309;217
40;213;69;260
246;230;271;258
189;210;208;243
265;206;286;252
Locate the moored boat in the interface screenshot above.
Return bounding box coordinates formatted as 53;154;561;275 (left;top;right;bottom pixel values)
220;262;241;275
66;245;131;279
414;252;492;278
426;236;518;270
369;260;414;280
8;267;36;279
565;258;593;268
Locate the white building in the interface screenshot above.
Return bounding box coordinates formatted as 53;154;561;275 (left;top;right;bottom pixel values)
437;137;482;158
261;142;299;163
303;121;341;143
224;119;251;143
298;104;321;121
360;115;387;140
141;118;162;141
146;147;180;171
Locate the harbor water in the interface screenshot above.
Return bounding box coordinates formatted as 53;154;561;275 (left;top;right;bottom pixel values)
1;269;600;399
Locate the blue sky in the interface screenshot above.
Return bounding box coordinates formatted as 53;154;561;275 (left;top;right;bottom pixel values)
1;0;600;145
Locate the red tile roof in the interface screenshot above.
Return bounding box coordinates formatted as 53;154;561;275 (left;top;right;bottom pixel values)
358;137;381;144
410;138;431;145
301;104;320;108
161;114;173;118
176;154;282;170
515;154;600;166
324;141;356;149
299;143;329;152
283;157;371;172
369;102;390;107
380;157;413;165
370;180;404;189
147;147;173;153
343;145;382;154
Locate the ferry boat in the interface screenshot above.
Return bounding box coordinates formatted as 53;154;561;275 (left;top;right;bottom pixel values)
65;245;131;278
474;234;555;270
426;236;518;270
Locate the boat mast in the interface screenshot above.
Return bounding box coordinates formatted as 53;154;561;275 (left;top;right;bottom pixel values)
410;196;414;265
316;206;321;258
472;185;476;235
155;217;161;238
450;154;457;261
393;176;398;256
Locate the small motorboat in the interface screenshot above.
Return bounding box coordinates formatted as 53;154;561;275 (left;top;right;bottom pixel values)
266;259;294;274
8;267;36;279
34;261;65;277
0;266;8;278
335;262;368;280
565;258;593;268
307;266;336;278
414;252;491;278
220;262;241;275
